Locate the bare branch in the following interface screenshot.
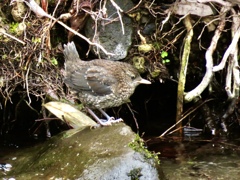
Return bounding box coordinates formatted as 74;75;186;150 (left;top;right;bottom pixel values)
197;0;232;6
110;0;124;35
184;6;231;102
212;27;240;72
13;0;114;56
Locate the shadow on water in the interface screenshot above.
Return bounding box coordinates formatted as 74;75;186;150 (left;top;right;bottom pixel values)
145;136;240;180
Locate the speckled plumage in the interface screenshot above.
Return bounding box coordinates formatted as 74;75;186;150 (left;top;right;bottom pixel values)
63;42;151;125
64;42;151;109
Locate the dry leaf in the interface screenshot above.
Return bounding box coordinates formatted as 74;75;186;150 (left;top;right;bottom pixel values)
172;1;214;17
43;101;97;128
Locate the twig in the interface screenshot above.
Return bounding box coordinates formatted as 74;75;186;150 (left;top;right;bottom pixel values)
225;54;234;98
160;11;171;31
126;103;139;130
198;17;220;40
0;29;26;45
125;0;142;13
110;0;124;35
184;6;231;102
13;0;114;56
212;27;240;72
197;0;232;6
161;13;189;39
25;62;31;104
52;0;60;18
35;117;59;121
149;0;155;8
159;99;213;137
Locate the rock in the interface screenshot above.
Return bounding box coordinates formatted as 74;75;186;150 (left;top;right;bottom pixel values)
142;23;156;35
11;2;27;22
1;123;165;179
85;0;134;61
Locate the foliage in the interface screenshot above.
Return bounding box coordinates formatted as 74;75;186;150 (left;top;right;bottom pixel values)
128;134;160;164
9;22;19;34
161;51;170;64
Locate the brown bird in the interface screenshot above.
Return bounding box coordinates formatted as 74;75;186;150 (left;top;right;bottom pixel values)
63;42;151;125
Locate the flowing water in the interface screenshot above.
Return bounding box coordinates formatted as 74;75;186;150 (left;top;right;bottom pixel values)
147;137;240;180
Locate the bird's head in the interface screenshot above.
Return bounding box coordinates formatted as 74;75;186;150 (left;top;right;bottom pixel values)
124;67;151;89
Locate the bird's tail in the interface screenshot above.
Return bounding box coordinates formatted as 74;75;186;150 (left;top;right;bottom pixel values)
63;42;80;62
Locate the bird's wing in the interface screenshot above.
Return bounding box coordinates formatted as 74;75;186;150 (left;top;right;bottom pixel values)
67;66;116;96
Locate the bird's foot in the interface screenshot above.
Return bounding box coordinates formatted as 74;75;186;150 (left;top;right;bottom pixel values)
86;108;123;126
99;117;123;126
97;108;123;126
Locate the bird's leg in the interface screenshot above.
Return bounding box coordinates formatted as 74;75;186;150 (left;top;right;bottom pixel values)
86;107;123;126
86;108;112;126
98;108;123;124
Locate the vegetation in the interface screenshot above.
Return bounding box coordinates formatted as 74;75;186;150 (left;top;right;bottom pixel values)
1;0;240;140
129;134;160;164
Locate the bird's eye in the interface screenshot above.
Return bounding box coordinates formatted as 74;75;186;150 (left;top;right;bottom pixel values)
130;75;135;80
125;70;136;80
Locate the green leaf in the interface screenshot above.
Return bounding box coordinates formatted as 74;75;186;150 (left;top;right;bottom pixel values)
163;59;170;64
161;51;168;58
51;57;58;66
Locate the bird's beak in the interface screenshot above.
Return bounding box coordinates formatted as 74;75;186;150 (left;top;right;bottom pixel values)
138;78;151;84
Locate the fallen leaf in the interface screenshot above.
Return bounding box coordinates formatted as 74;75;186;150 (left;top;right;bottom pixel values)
172;1;214;17
43;101;97;128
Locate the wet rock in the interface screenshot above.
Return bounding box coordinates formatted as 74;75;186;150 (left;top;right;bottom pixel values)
85;0;134;60
1;123;165;179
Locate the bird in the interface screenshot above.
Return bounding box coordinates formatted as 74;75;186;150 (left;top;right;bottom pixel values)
63;42;151;126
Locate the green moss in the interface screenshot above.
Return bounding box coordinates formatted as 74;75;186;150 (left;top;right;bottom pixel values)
153;42;162;50
128;134;160;164
150;69;161;78
2;54;7;59
32;37;41;44
9;22;19;34
132;56;146;73
127;167;143;180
